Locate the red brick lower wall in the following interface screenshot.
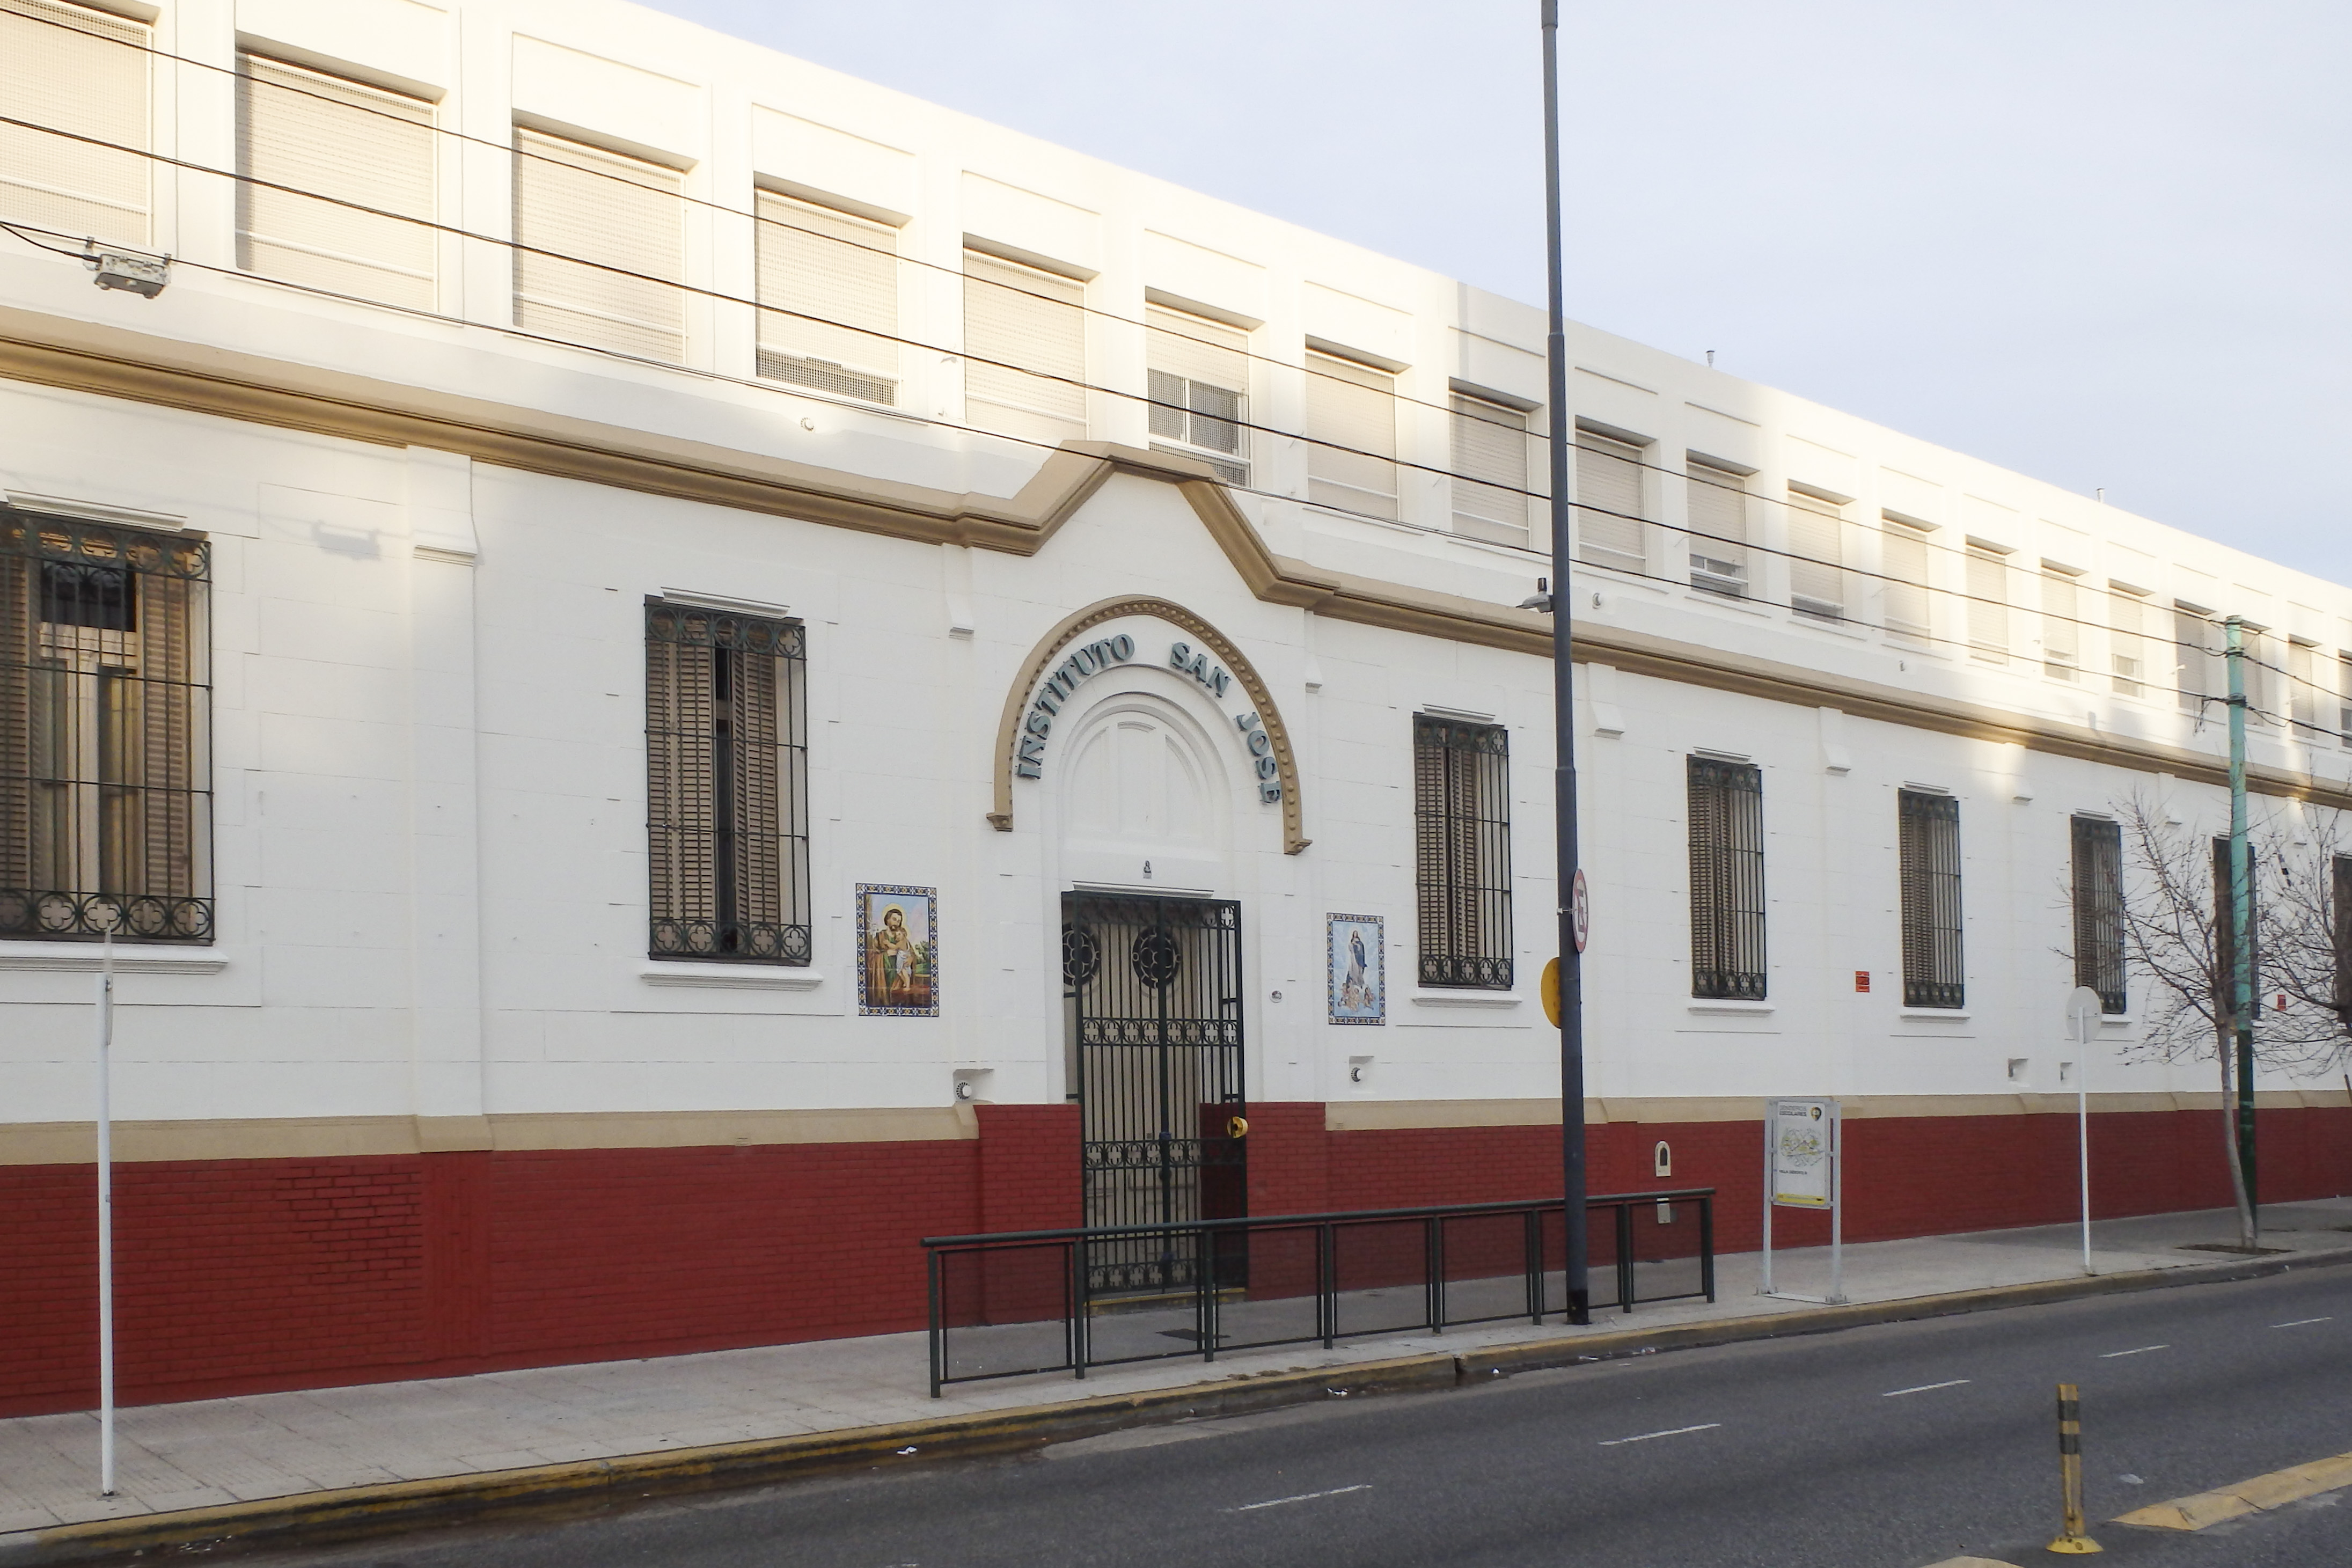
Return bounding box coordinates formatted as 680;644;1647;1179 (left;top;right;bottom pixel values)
1;1101;2341;1417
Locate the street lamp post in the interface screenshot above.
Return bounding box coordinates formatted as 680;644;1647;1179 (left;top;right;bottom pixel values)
1540;0;1591;1328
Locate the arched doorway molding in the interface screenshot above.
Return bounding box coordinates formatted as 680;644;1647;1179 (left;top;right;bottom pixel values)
989;596;1308;854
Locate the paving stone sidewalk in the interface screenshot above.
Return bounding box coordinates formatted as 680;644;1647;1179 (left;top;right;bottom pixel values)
4;1199;2348;1534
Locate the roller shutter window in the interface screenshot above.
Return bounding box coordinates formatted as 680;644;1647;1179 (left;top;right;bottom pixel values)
1686;460;1747;597
2240;629;2276;729
754;192;898;404
1786;489;1844;622
1966;545;2010;663
1;509;213;942
1146;306;1249;486
1574;431;1645;572
1449;394;1528;543
1896;789;1963;1009
1305;351;1398;519
2172;606;2214;714
236;55;435;311
1412;715;1512;989
1687;756;1765;1000
2288;640;2319;735
1881;518;1931;644
2041;569;2080;680
2109;588;2145;697
2340;654;2351;745
512;129;685;363
2069;816;2126;1014
963;250;1087;444
644;600;809;965
0;0;149;246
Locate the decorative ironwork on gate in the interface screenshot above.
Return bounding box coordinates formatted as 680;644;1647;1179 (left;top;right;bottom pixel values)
1063;892;1246;1294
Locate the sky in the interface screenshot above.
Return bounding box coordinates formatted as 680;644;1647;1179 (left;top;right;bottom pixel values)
643;0;2352;588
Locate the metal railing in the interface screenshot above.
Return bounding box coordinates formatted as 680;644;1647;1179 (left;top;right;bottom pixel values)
923;1188;1714;1396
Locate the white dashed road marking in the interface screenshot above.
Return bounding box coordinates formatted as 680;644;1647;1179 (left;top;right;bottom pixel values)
1230;1485;1372;1512
2100;1345;2168;1358
1882;1380;1971;1397
2272;1317;2332;1328
1598;1423;1722;1446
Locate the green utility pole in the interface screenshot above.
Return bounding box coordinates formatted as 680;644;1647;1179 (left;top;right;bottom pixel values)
2223;617;2256;1217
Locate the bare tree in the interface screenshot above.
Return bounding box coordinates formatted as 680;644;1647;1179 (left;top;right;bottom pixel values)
2079;795;2343;1248
2263;809;2352;1070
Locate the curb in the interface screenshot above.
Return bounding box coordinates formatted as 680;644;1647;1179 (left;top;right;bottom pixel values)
7;1244;2348;1565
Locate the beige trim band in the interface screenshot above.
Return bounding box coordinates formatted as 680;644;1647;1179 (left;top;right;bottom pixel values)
987;595;1307;853
1325;1089;2350;1134
2;309;2348;811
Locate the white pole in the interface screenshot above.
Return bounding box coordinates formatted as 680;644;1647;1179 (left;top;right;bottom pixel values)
1828;1106;1845;1305
96;924;116;1497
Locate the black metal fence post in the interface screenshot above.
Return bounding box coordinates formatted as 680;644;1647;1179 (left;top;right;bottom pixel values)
1614;1200;1636;1314
926;1247;943;1400
1427;1214;1444;1332
1700;1195;1717;1302
1320;1221;1337;1348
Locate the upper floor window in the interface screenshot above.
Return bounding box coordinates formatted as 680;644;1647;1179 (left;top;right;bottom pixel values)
1;509;212;942
2041;565;2082;681
1449;393;1528;544
754;191;899;405
1966;543;2010;663
1305;350;1398;520
512;129;685;363
1897;789;1963;1009
2069;815;2126;1014
2340;653;2351;746
1687;756;1765;1000
2109;584;2147;697
1574;428;1646;574
1412;715;1512;989
1881;515;1931;646
2288;638;2321;737
644;600;809;964
1686;459;1748;598
1786;486;1845;623
1146;306;1248;486
2172;604;2216;715
237;54;435;311
0;0;149;248
963;249;1087;445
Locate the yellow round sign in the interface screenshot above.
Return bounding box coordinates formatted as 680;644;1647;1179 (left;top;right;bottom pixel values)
1541;957;1562;1028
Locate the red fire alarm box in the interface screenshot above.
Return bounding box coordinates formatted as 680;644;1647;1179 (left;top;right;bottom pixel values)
1854;970;1871;993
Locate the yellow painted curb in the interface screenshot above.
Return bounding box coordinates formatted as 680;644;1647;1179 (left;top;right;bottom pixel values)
2114;1449;2352;1530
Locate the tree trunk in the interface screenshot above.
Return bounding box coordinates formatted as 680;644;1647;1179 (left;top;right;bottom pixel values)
2217;1015;2255;1248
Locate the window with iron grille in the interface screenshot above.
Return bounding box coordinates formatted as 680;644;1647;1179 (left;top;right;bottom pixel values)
2211;834;2258;1025
2069;815;2126;1013
644;600;809;963
1687;756;1765;999
1412;715;1512;988
2333;854;2352;1021
1;509;212;941
1897;789;1963;1008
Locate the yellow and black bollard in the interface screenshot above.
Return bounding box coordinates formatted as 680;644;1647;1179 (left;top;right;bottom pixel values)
2047;1382;2102;1554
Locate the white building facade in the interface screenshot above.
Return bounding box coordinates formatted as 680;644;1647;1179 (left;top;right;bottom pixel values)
2;0;2348;1412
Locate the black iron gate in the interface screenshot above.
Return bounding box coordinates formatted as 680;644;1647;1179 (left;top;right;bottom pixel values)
1062;892;1246;1294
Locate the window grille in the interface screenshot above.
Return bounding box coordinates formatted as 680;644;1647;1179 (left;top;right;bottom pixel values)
1412;715;1512;988
2041;569;2080;680
1966;545;2009;663
1449;394;1528;544
754;190;898;404
1686;460;1747;597
964;250;1087;444
1;510;211;941
0;0;150;247
2333;854;2352;1021
1574;430;1645;573
644;600;809;964
1306;351;1398;520
2109;588;2145;697
1786;489;1844;622
1146;306;1248;486
512;129;685;362
2069;815;2126;1014
1687;756;1765;999
1897;789;1963;1008
236;54;435;311
2211;834;2258;1026
1881;517;1930;645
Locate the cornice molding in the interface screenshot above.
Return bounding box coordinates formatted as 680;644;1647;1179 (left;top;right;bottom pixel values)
3;307;2346;810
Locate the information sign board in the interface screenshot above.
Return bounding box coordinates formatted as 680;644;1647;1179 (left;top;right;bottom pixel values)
1768;1098;1837;1208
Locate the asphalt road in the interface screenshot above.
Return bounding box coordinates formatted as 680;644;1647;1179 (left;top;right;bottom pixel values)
268;1265;2352;1568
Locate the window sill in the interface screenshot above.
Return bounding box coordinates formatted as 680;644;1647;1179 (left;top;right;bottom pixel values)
0;942;227;974
1409;990;1522;1009
1897;1009;1969;1021
1687;999;1773;1015
640;963;825;992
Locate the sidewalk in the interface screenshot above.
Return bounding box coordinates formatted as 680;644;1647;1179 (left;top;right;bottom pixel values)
5;1199;2349;1545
